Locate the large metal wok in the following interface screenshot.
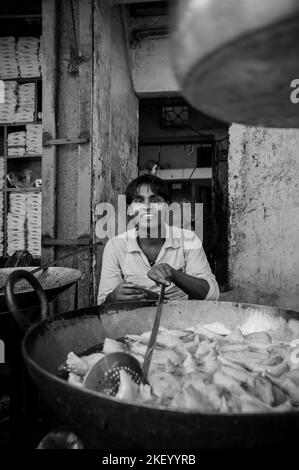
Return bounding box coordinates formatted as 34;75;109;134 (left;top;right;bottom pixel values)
0;267;82;313
6;271;299;449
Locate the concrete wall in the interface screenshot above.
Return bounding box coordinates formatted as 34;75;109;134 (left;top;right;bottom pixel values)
93;2;138;206
228;124;299;311
132;37;179;95
110;8;139;202
43;0;94;312
93;1;139;300
42;0;138;310
56;0;79;241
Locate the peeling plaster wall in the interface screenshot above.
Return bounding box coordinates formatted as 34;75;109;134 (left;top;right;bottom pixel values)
228;124;299;310
132;37;179;95
93;2;138;206
49;0;93;312
93;1;139;299
110;8;139;203
56;1;79;240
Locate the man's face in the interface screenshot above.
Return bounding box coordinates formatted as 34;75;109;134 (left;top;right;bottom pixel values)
128;184;168;236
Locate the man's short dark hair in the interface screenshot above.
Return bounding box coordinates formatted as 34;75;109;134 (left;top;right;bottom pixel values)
125;174;170;205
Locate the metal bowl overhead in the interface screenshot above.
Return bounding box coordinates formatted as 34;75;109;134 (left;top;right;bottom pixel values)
172;0;299;128
0;267;82;313
16;299;299;449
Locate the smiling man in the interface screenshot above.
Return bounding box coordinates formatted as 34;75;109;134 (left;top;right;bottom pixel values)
97;174;219;304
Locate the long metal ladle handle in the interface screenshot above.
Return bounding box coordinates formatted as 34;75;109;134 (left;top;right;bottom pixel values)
142;284;166;380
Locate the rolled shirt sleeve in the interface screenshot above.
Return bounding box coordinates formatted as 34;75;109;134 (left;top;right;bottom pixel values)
183;230;220;301
97;239;123;305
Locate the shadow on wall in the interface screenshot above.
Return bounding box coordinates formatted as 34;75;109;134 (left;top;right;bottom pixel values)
220;286;299;313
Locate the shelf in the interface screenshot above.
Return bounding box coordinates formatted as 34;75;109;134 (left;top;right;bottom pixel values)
0;256;41;267
0;77;41;82
6;187;41;192
6;154;42;160
0;14;42;19
0;31;43;262
4;145;24;148
0;122;42;127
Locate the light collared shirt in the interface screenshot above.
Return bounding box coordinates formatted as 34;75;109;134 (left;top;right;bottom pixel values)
97;224;219;304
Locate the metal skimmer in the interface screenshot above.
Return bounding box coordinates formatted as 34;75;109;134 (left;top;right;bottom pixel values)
84;284;166;396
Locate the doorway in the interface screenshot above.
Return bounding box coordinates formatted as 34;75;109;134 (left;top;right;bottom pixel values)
138;97;229;291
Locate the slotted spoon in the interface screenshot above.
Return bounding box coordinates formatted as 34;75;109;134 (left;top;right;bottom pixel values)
84;284;166;396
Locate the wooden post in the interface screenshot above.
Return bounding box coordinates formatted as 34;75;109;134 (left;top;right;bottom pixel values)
77;0;94;306
92;0;112;303
41;0;58;265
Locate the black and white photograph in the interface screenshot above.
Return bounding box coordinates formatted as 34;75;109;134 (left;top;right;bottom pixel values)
0;0;299;456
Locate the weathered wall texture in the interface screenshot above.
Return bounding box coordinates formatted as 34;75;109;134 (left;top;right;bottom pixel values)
132;37;179;95
93;1;139;300
56;0;79;240
42;0;138;310
110;8;139;203
43;0;93;312
228;124;299;310
93;2;138;206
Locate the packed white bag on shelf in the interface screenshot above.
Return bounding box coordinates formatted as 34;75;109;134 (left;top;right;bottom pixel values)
7;130;26;157
7;130;26;146
0;82;36;124
16;37;40;78
6;192;42;257
7;193;27;255
9;193;26;215
26;124;42;154
7;212;26;255
0;37;19;79
15;83;35;122
27;192;41;256
0;81;17;123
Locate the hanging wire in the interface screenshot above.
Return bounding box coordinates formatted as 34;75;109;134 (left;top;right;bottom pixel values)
142;108;229;143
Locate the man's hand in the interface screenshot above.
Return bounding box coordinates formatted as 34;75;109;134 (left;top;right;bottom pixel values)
147;263;173;287
107;282;146;302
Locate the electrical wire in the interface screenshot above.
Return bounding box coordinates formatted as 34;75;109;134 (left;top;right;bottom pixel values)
141;108;229;143
184;166;197;184
140;107;228;183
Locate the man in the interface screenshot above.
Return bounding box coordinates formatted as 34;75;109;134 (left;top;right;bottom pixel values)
97;174;219;304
